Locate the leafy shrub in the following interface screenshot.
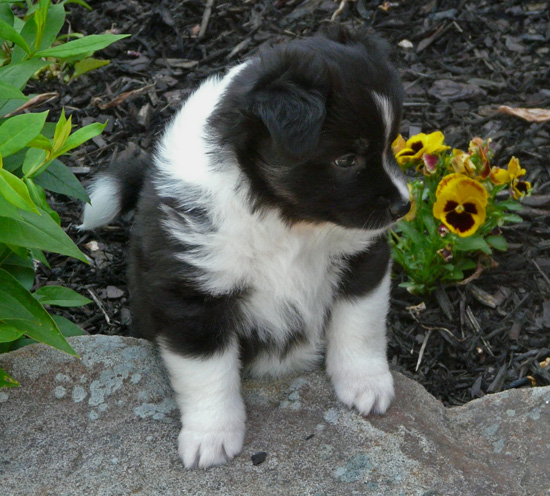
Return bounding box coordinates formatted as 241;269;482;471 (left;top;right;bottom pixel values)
390;132;530;295
0;0;127;387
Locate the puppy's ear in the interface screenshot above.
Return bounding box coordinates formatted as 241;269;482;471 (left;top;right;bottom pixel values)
250;59;327;159
320;25;392;58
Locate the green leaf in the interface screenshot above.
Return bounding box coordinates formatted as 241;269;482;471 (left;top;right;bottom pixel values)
0;80;27;101
0;366;19;388
34;285;91;307
0;207;88;263
0;191;22;218
421;210;437;236
1;251;35;290
497;200;525;212
0;111;48;158
0;168;39;213
486;235;508;252
52;108;71;153
24;178;60;224
0;323;24;342
0;267;77;356
0;17;31;54
9;13;38;63
27;134;53;151
454;235;492;255
33;159;89;202
395;218;424;247
39;4;64;52
501;213;524;224
0;59;49;89
34;33;129;58
5;243;28;259
52;315;86;337
21;147;47;177
0;3;14;25
56;121;106;155
62;0;92;9
1;148;25;172
30;247;50;268
72;57;110;79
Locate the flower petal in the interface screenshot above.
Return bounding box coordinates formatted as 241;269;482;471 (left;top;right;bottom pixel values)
512;180;531;199
435;173;464;197
425;131;450;154
490;166;510;185
392;135;407;155
422;153;438;174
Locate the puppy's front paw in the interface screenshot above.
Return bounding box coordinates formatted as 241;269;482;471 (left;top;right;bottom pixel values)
331;368;394;416
178;422;245;469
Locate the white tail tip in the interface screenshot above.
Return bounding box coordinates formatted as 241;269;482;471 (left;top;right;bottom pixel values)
79;176;121;230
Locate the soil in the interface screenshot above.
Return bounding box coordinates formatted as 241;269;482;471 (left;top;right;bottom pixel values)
33;0;550;406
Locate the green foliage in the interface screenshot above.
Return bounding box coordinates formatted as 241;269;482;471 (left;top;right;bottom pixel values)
390;134;529;295
0;0;128;386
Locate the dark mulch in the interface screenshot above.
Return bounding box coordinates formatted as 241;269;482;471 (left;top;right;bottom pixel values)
33;0;550;406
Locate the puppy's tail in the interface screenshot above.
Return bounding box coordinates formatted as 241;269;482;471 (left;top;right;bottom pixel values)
80;154;151;230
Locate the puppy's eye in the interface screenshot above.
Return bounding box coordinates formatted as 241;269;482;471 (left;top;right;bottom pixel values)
333;154;358;168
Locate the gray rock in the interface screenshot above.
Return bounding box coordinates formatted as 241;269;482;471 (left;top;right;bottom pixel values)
1;336;549;496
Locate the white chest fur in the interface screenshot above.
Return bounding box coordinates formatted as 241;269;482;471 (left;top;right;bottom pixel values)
162;190;375;349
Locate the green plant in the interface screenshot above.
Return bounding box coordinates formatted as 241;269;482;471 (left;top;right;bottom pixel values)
390;132;530;295
0;0;128;387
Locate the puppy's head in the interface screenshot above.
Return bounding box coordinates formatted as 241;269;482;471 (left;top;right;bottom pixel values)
212;28;410;231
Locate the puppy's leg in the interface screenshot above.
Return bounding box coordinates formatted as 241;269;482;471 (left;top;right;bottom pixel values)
159;339;246;469
326;253;394;416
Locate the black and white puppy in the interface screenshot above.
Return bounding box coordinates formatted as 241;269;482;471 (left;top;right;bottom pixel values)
81;27;410;469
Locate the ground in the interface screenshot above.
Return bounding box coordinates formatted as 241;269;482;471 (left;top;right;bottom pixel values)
33;0;550;406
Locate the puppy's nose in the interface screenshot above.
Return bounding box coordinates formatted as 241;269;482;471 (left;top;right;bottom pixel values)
389;199;411;220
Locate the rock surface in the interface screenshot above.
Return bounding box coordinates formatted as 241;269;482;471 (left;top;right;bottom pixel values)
1;336;549;496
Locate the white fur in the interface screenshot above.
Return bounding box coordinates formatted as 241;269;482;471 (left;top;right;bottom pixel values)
325;269;394;415
159;339;246;469
373;92;393;144
154;69;383;378
155;63;247;189
83;60;398;469
384;152;410;203
80;176;121;230
373;92;410;205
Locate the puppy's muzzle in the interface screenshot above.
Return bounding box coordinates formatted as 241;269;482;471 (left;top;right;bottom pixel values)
389;198;411;221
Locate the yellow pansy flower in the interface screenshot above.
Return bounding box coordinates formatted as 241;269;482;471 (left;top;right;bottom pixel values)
507;156;525;180
393;131;450;166
391;135;407;156
490;156;532;198
490;166;510;185
507;157;531;198
450;149;476;177
512;179;532;199
433;173;488;237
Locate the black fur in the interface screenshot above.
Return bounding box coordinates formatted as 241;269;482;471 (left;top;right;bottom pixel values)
338;235;391;297
90;28;406;364
209;31;405;229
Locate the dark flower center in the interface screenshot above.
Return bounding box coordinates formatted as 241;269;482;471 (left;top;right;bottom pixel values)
444;200;458;213
515;181;528;193
464;202;478;214
445;211;475;233
411;141;423;153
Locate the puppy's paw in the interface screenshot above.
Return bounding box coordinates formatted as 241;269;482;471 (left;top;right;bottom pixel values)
178;422;245;469
331;368;394;416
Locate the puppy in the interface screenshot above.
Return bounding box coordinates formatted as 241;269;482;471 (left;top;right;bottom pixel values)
81;27;410;469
